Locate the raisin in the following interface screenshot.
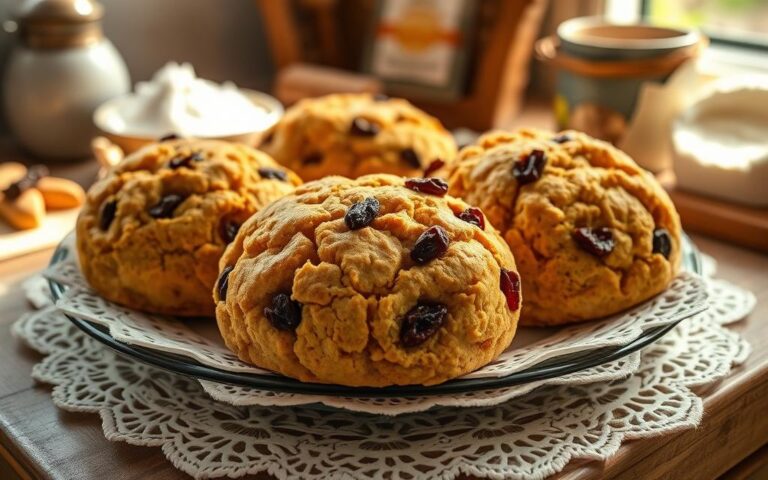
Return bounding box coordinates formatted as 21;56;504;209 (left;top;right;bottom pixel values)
159;133;180;142
345;197;380;230
404;177;448;196
400;148;421;169
148;194;185;219
169;151;204;169
500;268;521;311
400;302;448;347
572;227;615;258
219;218;240;244
652;228;672;259
264;293;303;331
258;167;288;181
512;149;547;185
3;164;48;200
4;182;23;201
99;199;117;231
372;93;389;101
456;207;485;229
552;133;572;144
423;158;445;178
303;152;323;165
217;265;234;301
411;225;450;264
349;117;380;137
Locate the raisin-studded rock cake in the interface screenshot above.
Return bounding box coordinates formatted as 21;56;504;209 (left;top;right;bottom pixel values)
214;174;521;386
446;129;681;326
77;139;302;317
259;93;457;181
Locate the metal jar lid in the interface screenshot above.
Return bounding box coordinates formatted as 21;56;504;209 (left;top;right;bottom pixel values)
15;0;104;49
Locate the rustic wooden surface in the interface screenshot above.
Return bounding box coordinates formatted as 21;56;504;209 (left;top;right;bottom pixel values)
1;116;767;479
669;187;768;253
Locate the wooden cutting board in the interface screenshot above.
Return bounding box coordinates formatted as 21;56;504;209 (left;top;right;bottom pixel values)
0;208;80;262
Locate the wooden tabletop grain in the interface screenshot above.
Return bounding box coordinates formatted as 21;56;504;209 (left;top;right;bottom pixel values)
1;125;767;480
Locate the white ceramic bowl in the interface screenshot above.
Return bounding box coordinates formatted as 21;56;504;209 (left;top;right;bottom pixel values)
93;88;283;155
672;79;768;207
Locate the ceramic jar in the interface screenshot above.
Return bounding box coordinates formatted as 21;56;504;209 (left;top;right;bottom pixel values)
3;0;130;160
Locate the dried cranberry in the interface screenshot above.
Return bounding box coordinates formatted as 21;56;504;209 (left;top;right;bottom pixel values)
264;293;303;331
217;265;234;301
219;218;240;244
456;207;485;229
552;133;572;144
148;194;185;219
3;165;47;200
500;268;521;311
423;158;445;178
411;226;450;264
99;199;117;231
258;167;288;181
349;117;380;137
512;149;547;185
345;197;380;230
572;227;615;258
169;151;204;169
159;133;180;142
302;152;323;165
652;228;672;259
404;177;448;196
400;148;421;169
400;302;448;347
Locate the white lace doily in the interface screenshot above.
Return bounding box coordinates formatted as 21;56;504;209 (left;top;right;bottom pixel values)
13;255;753;480
45;234;708;387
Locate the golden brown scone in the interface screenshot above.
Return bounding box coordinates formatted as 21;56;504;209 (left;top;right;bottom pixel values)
77;139;302;317
446;129;681;326
214;174;521;386
260;93;457;181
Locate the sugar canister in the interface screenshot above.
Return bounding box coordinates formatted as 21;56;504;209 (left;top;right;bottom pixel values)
3;0;130;159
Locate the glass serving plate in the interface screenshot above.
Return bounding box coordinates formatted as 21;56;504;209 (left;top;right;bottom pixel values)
48;234;702;397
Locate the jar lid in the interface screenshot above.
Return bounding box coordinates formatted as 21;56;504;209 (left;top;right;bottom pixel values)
16;0;104;49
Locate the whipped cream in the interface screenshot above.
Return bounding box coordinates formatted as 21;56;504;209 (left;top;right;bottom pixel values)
102;63;271;137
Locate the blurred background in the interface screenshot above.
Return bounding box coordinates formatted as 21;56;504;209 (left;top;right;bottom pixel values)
0;0;766;252
0;0;766;133
0;0;276;134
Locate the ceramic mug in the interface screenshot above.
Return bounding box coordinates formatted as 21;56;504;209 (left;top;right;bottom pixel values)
536;16;704;145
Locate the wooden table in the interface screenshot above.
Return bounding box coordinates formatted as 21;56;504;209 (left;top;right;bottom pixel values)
1;138;767;480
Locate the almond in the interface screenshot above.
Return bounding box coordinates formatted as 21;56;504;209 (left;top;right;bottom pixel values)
36;176;85;210
0;162;27;190
0;188;45;230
